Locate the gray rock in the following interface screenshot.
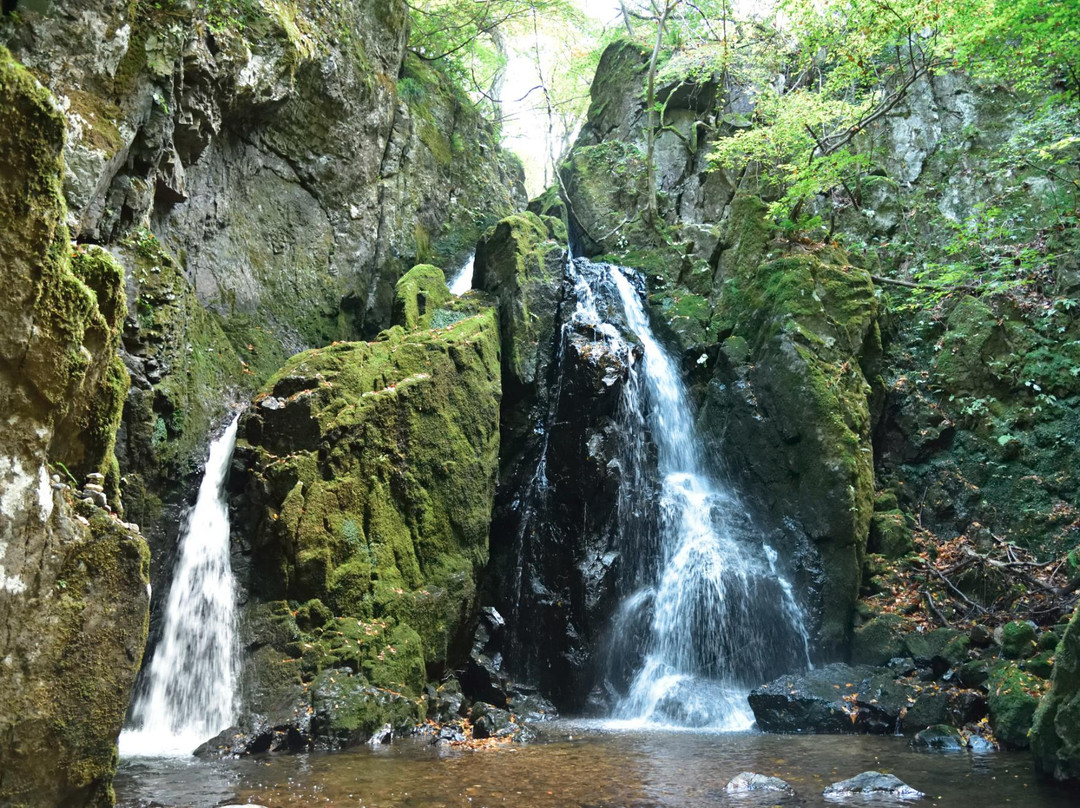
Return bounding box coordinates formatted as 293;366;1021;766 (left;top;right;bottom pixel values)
725;772;793;792
911;724;965;751
823;771;924;800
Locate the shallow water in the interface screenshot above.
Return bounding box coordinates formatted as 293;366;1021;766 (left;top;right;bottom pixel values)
115;722;1077;807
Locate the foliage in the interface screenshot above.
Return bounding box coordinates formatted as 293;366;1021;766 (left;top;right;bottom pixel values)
707;0;1080;228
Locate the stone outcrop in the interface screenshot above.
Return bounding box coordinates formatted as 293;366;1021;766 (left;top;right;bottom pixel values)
0;48;149;807
2;0;525;576
226;292;501;747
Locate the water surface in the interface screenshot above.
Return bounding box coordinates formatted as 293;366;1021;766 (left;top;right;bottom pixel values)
116;722;1076;807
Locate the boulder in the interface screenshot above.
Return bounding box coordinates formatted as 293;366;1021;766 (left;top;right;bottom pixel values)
823;771;924;799
748;664;915;734
987;661;1042;749
1000;621;1037;660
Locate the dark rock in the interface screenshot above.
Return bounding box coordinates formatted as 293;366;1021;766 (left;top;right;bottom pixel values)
749;664;915;734
852;614;906;665
970;625;993;647
725;772;793;792
822;771;925;799
470;702;515;739
911;724;965;751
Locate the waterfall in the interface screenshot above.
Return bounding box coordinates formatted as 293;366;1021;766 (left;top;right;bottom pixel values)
603;266;810;729
119;415;241;757
448;252;475;295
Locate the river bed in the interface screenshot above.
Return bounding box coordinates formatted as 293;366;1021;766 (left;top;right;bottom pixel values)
115;721;1076;807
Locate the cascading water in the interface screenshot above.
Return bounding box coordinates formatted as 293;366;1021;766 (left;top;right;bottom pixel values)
601;265;810;729
119;415;241;756
448;252;475;295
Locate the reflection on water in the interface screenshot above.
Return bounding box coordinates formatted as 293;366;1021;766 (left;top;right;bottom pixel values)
115;722;1076;808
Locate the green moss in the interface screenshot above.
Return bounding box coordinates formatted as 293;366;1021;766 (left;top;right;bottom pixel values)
1031;605;1080;780
988;660;1044;748
240;307;501;682
1001;620;1038;659
393;264;451;330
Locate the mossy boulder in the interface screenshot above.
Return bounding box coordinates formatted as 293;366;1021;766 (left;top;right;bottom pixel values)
233;307;501;702
310;668;425;750
868;510;914;559
1000;620;1037;660
1031;606;1080;781
700;195;880;653
393;264;451;330
560;140;656;256
852;613;906;665
987;660;1044;749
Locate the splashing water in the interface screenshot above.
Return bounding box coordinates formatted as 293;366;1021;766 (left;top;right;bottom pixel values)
448;253;475;296
119;415;241;757
604;266;810;729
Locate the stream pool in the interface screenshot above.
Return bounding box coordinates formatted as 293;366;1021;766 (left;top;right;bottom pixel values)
115;721;1077;807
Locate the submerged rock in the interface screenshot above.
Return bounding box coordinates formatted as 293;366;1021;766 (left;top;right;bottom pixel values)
725;772;793;792
823;771;924;799
911;724;965;751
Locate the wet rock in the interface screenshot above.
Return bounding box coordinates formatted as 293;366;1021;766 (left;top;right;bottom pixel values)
911;724;965;751
470;702;515;739
822;771;925;799
749;664;915;734
725;772;793;792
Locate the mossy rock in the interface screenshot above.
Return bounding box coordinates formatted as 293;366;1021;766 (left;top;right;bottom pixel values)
987;661;1043;749
236;307;501;687
393;264;451;330
1031;605;1080;781
852;614;906;665
702;195;880;652
473;211;565;389
868;510;914;559
1000;620;1037;659
1024;651;1056;680
309;668;424;750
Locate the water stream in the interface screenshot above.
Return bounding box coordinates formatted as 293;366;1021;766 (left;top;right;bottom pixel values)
119;415;241;757
603;265;810;728
448;252;475;295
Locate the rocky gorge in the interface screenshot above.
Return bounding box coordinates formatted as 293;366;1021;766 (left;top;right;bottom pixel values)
1;1;1079;806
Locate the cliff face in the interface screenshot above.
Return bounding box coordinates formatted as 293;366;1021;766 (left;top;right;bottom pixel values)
0;48;149;808
554;40;1080;674
2;0;524;623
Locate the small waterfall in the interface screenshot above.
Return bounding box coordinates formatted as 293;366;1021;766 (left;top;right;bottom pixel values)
119;415;241;757
448;252;475;295
604;266;810;729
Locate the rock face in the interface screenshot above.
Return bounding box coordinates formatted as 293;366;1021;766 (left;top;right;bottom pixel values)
1031;606;1080;781
476;215;642;711
559;43;882;657
0;49;149;807
227;294;501;747
2;0;525;592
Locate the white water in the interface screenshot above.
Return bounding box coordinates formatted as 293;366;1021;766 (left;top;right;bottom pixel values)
119;415;241;757
606;267;809;729
448;253;475;295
